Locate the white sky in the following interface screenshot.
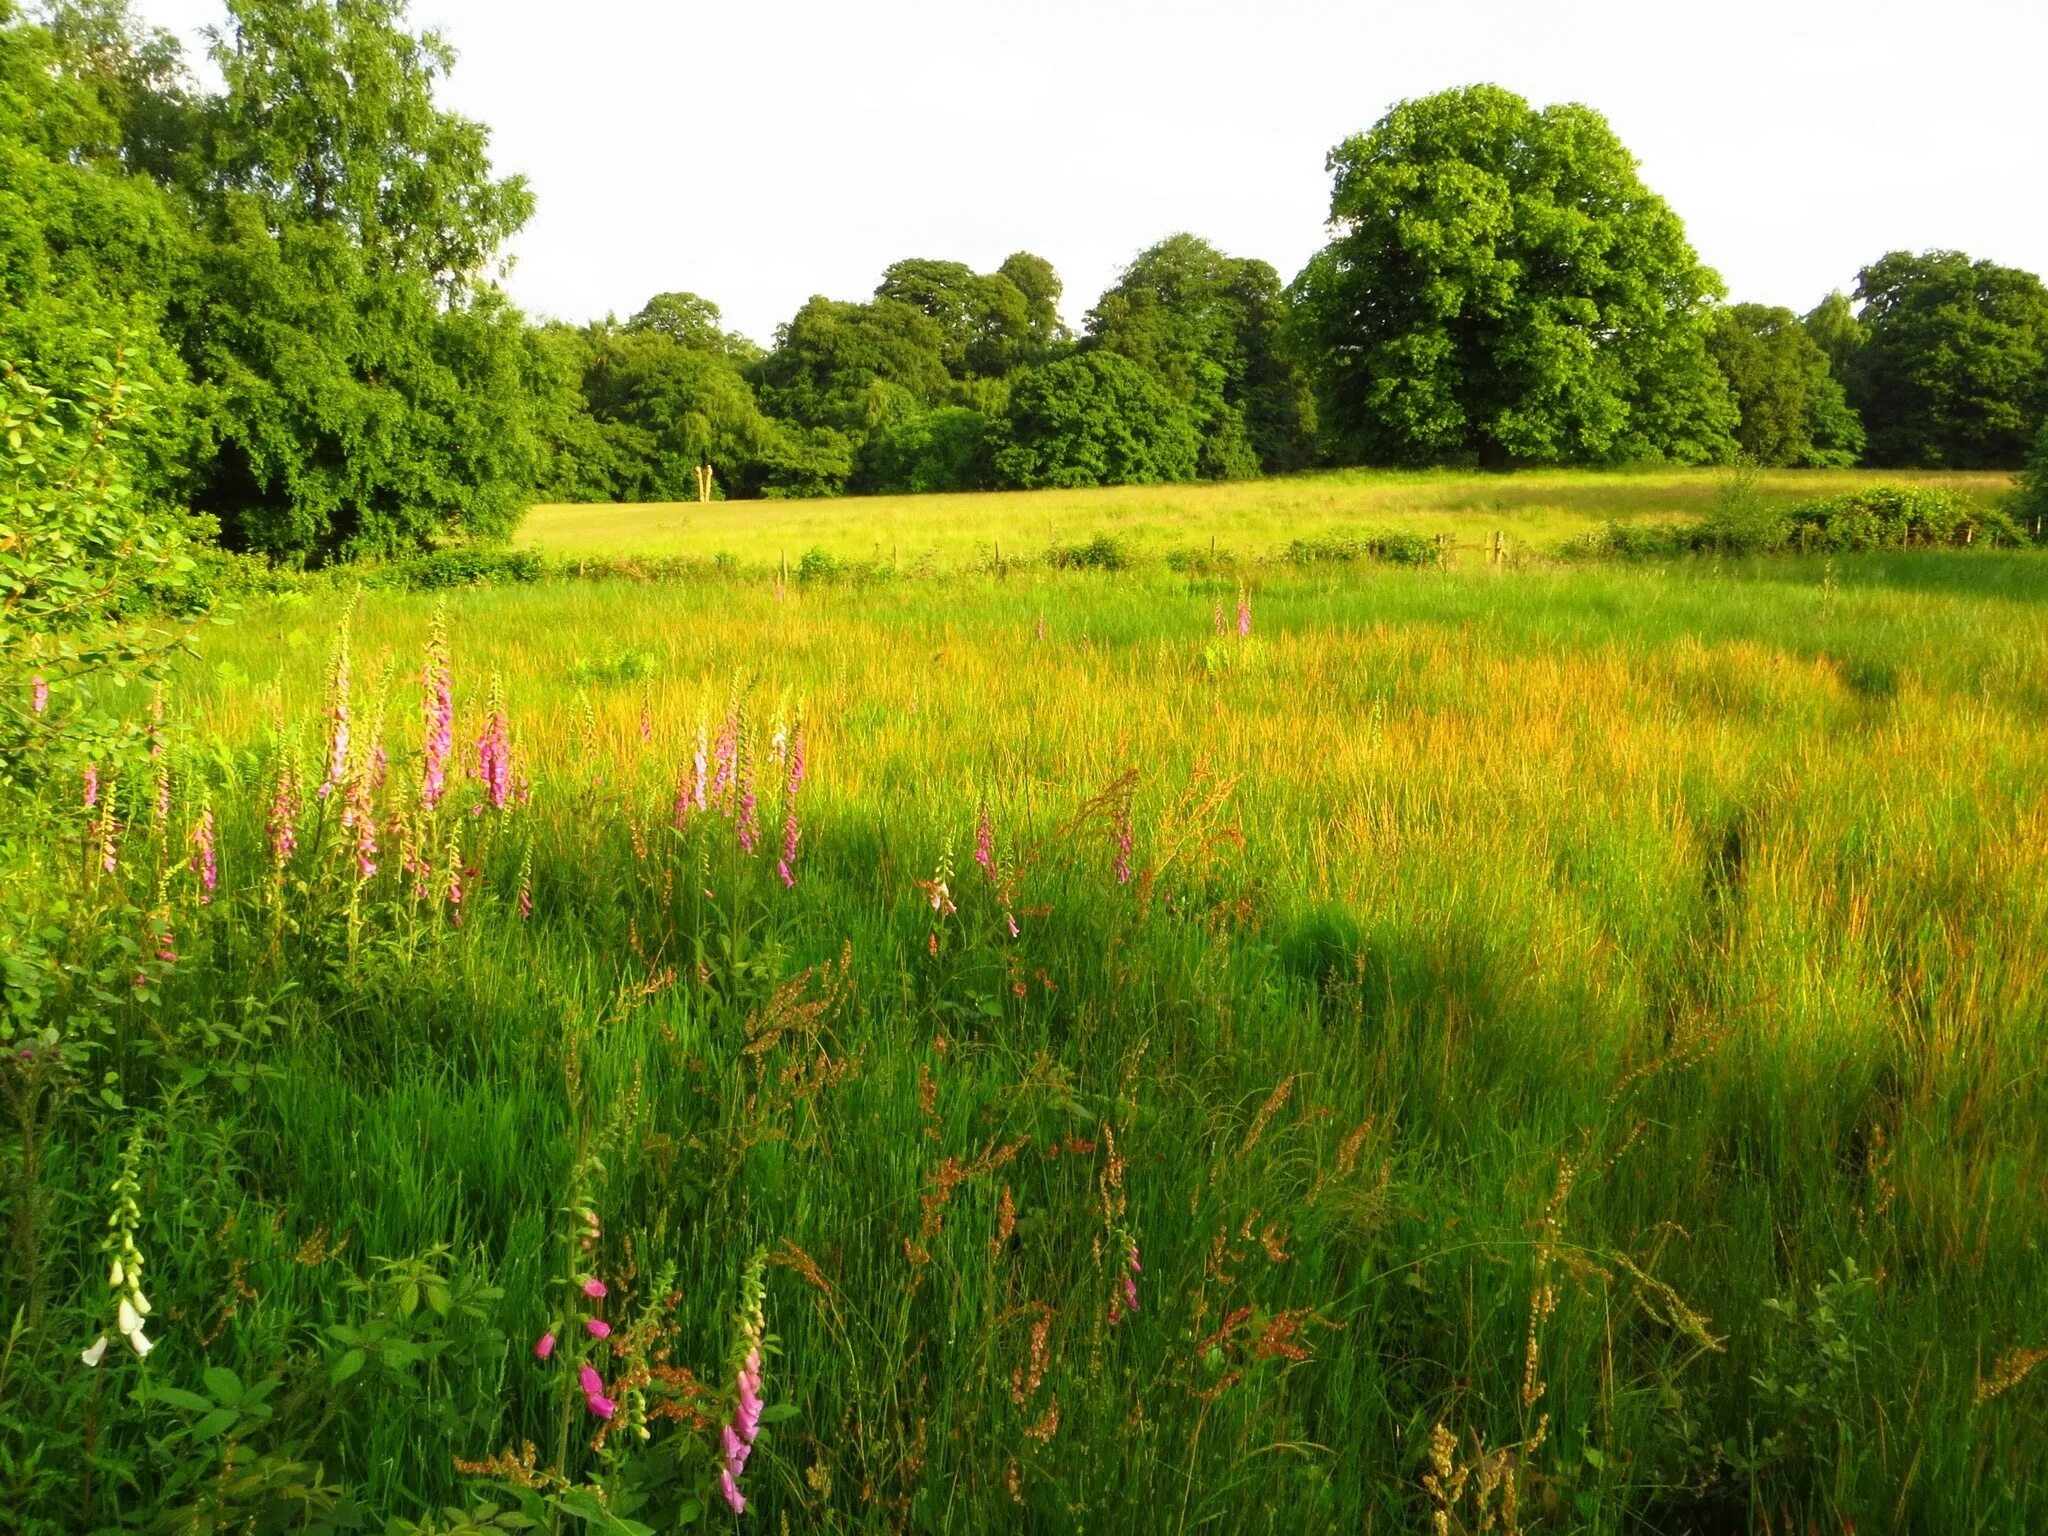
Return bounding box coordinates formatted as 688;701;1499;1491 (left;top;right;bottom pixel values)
131;0;2048;347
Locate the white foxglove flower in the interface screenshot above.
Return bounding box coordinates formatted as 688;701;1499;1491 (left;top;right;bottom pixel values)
81;1336;109;1367
109;1259;125;1287
132;1288;151;1317
118;1297;141;1337
128;1328;153;1357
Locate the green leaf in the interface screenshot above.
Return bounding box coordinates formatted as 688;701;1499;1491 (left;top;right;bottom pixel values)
190;1407;240;1442
202;1365;244;1405
759;1402;799;1423
331;1347;367;1385
151;1386;217;1414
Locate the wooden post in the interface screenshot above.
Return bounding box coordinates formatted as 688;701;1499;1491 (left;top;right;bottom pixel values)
1492;530;1503;565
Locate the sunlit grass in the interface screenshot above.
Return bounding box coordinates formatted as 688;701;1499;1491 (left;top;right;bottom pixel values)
513;465;2016;570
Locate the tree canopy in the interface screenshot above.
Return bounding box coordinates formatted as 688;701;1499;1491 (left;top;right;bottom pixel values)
991;352;1199;489
1290;84;1737;468
1705;304;1864;467
1087;234;1313;478
1847;251;2048;468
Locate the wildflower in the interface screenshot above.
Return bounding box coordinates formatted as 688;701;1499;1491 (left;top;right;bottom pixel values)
639;693;653;744
475;676;513;811
736;731;760;854
344;775;378;879
579;1363;603;1396
587;1393;617;1420
320;629;352;799
585;1317;611;1339
692;718;709;813
710;700;739;807
31;675;48;714
268;761;300;869
83;763;100;810
443;829;465;922
1213;601;1225;635
1035;616;1045;641
777;723;805;887
721;1251;771;1514
94;1129;152;1360
1237;589;1252;637
534;1332;556;1360
1124;1240;1142;1314
973;803;994;879
419;611;454;810
154;764;170;827
516;848;534;920
189;806;218;902
582;1277;607;1299
98;801;119;875
1113;804;1133;886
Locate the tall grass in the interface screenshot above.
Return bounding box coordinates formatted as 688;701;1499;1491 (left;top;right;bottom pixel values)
5;553;2047;1531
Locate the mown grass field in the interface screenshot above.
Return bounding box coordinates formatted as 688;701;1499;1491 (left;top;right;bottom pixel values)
514;466;2015;570
11;539;2048;1532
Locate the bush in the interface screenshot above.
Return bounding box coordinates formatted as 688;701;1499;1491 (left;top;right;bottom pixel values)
1047;534;1130;571
1575;485;2026;560
381;547;547;589
2020;421;2048;539
1286;530;1441;567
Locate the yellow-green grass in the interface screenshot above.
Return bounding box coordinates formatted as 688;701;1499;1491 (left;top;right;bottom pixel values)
14;551;2048;1530
514;465;2016;570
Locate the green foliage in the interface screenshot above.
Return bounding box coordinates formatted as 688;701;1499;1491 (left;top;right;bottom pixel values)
0;350;204;787
1291;84;1737;468
1286;529;1441;566
1850;250;2048;468
2021;420;2048;535
860;405;994;494
992;352;1200;489
875;257;1046;380
1086;234;1313;477
183;0;541;560
0;2;198;498
1706;304;1865;467
1574;482;2024;557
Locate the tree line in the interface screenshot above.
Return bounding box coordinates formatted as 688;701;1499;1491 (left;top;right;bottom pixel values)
6;0;2048;564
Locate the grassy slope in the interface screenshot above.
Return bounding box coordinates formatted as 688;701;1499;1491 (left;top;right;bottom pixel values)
514;466;2016;569
49;552;2023;1531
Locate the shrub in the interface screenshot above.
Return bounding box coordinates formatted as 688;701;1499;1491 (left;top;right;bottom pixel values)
1286;530;1441;567
381;547;547;589
1047;534;1129;571
2020;421;2048;540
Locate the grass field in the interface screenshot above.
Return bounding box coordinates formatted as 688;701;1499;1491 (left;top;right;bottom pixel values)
514;466;2016;570
8;539;2048;1532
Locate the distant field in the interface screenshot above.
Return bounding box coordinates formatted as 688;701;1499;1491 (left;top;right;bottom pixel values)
515;466;2016;568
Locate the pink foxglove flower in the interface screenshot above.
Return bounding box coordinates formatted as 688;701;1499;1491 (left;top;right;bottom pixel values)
720;1470;746;1514
189;807;218;902
1113;804;1133;886
585;1317;610;1339
320;640;352;799
268;763;300;869
582;1277;607;1299
777;725;805;886
973;804;994;879
533;1332;556;1360
579;1363;603;1396
419;619;454;810
475;680;513;811
586;1393;616;1419
1237;590;1252;637
83;763;100;810
31;675;48;714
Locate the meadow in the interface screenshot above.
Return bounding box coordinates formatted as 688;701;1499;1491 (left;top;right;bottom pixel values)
514;466;2013;572
7;534;2048;1533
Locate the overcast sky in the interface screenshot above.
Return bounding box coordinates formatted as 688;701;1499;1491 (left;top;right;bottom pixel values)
130;0;2048;346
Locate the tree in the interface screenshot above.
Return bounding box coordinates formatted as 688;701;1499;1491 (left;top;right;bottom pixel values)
861;407;993;494
753;297;951;436
1705;304;1864;467
625;292;758;361
997;252;1069;352
1802;291;1864;392
1849;251;2048;468
0;1;197;495
182;0;541;559
991;353;1199;489
1087;234;1313;478
1290;84;1736;468
874;259;1039;380
2020;419;2048;536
